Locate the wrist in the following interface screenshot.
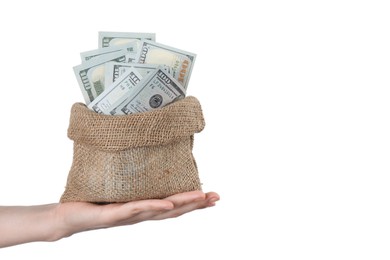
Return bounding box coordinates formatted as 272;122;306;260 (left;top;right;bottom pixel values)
40;204;67;242
50;202;101;241
50;203;76;241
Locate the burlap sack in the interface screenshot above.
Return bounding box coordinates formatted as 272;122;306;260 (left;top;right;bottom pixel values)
60;96;205;203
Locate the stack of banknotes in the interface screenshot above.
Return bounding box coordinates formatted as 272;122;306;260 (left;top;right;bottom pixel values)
73;32;196;115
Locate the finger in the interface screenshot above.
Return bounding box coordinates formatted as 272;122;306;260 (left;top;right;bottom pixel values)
98;192;220;226
119;199;174;214
152;194;219;220
205;192;220;207
120;207;175;225
100;200;174;226
163;191;206;207
125;191;220;223
118;191;220;224
150;200;207;220
205;192;220;201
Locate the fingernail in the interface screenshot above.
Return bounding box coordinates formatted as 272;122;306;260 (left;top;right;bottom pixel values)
209;198;219;204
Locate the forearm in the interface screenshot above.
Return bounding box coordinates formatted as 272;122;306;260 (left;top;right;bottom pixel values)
0;204;62;248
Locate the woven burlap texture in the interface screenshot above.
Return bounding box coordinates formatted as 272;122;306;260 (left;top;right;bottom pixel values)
60;96;205;203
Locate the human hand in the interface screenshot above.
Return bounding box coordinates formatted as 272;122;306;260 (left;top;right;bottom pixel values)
0;191;219;248
55;191;220;239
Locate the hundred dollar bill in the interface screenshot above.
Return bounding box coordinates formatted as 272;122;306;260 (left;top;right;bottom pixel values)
115;67;186;115
136;40;196;89
87;68;143;114
73;50;127;104
80;43;137;62
104;62;159;87
124;52;137;63
98;31;156;49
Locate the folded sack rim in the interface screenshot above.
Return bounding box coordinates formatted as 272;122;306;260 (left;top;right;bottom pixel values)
67;96;205;152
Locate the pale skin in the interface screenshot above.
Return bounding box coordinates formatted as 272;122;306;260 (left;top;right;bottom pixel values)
0;191;219;248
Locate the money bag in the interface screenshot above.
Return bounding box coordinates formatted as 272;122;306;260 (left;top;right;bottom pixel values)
60;96;205;203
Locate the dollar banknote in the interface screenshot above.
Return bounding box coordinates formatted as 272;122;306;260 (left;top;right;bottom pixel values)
135;40;196;89
73;50;127;104
104;62;159;87
80;43;137;62
73;32;196;113
116;67;186;115
124;52;137;63
98;31;156;49
87;68;143;114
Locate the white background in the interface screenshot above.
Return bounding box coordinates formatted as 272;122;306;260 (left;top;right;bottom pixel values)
0;0;389;259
